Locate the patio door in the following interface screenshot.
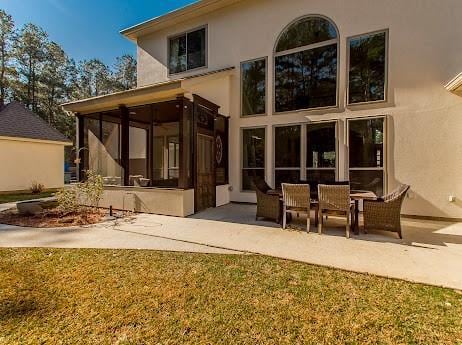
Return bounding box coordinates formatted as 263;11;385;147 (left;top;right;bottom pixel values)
196;134;216;212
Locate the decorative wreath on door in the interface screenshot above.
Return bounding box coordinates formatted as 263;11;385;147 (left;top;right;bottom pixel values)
215;135;223;165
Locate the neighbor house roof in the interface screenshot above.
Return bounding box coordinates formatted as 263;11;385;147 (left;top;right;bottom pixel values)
121;0;242;40
0;102;71;144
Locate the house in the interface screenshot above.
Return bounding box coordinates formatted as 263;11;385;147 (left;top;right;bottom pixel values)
0;102;72;192
63;0;462;219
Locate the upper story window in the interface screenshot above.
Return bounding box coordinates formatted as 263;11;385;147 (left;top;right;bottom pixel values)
348;30;388;104
169;27;207;74
274;16;339;113
241;57;267;116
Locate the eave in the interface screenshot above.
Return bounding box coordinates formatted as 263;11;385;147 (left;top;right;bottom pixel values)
445;72;462;97
121;0;242;41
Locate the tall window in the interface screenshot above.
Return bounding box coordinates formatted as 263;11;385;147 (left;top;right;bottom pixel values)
241;58;266;116
275;125;301;187
274;16;338;112
348;117;385;196
348;31;387;104
169;27;206;74
242;127;265;191
307;122;336;182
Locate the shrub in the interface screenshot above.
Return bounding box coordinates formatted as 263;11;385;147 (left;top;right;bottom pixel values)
80;170;104;210
56;187;80;214
30;182;45;194
56;170;104;214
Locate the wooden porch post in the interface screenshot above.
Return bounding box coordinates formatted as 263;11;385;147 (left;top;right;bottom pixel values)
76;114;84;182
120;105;130;186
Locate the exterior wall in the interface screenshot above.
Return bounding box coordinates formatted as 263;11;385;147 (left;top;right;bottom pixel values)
0;137;65;192
216;184;230;207
96;186;195;217
136;0;462;218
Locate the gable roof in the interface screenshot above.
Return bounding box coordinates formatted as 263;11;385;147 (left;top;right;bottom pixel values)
0;102;71;144
121;0;242;40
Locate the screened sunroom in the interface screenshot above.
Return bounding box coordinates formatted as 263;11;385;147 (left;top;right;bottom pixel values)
64;83;229;217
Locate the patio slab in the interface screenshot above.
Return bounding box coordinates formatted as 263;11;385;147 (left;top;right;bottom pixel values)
1;203;462;289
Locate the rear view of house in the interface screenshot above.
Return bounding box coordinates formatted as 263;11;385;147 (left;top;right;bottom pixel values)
0;102;72;192
63;0;462;220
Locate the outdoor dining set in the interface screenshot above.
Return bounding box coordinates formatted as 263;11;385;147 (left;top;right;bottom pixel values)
253;177;410;239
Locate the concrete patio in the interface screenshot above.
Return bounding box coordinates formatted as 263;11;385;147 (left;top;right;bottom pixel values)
1;203;462;289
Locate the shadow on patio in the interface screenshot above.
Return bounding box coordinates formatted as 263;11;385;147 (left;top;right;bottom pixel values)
190;203;462;249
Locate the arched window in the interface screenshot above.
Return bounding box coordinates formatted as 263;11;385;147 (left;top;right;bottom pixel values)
274;16;339;112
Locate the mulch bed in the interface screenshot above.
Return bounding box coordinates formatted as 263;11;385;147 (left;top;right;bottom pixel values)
0;208;107;228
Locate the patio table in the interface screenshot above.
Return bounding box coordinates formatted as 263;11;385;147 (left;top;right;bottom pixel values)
269;189;377;235
350;190;377;235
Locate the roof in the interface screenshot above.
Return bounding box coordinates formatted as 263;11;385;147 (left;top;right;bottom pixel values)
62;66;235;114
445;72;462;97
121;0;242;40
0;102;71;144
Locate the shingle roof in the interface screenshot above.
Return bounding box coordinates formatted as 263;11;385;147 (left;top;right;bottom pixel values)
0;101;71;143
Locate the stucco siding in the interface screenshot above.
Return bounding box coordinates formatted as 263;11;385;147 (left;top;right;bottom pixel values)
0;138;65;192
135;0;462;218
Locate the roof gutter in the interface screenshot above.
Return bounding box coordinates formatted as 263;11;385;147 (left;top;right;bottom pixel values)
445;72;462;97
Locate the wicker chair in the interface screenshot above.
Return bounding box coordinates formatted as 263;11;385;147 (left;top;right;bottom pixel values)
363;184;410;239
318;184;354;238
254;178;281;223
282;183;311;232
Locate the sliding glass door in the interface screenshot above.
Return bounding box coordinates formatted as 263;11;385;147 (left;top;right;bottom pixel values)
347;117;386;196
274;125;301;187
306;121;337;183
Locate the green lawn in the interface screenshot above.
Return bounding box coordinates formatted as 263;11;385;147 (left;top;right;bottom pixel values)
0;249;461;344
0;192;54;204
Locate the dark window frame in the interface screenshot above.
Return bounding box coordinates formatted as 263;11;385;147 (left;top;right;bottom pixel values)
273;15;340;114
347;29;389;106
240;56;268;117
168;25;208;75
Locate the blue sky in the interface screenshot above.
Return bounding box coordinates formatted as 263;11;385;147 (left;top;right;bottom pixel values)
0;0;196;67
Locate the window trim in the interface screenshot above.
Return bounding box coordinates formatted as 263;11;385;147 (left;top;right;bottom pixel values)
346;29;389;107
346;115;388;195
272;14;340;115
240;56;268;118
240;126;267;193
306;119;339;182
167;25;208;76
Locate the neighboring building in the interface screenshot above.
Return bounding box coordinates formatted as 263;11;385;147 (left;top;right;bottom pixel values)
63;0;462;219
0;102;72;192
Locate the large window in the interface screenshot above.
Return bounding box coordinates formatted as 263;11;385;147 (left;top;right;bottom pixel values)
306;122;337;183
242;127;265;191
241;58;266;116
275;125;301;187
274;16;338;112
348;117;385;196
348;31;387;104
169;27;206;74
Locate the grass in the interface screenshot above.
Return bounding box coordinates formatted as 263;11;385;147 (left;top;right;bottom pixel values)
0;192;54;204
0;249;461;344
